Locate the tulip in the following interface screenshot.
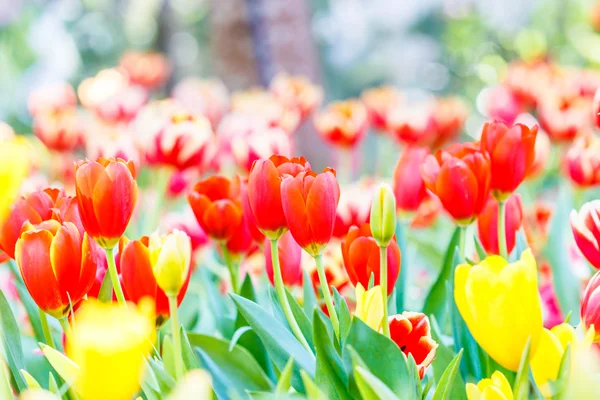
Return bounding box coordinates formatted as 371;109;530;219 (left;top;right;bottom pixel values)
341;224;401;295
386;101;435;146
581;270;600;342
119;51;170;89
421;142;491;225
480;121;538;198
33;109;82;152
264;231;303;287
430;96;468;148
239;177;264;244
370;183;396;248
0;136;30;227
75;157;138;250
388;313;438;379
14;222;100;319
28;82;77;117
538;93;592;142
188;176;243;241
120;235;191;326
360;86;403;132
455;249;543;371
477;194;523;256
354;283;384;331
66;299;155;400
564;135;600;187
530;324;576;398
485;84;523;125
269;73;323;121
172;77;229;129
247;155;311;239
230;127;292;174
95;85;148;124
333;179;373;238
231;89;301;135
466;371;513;400
280;169;340;257
571;201;600;269
313;100;369;149
392;147;430;215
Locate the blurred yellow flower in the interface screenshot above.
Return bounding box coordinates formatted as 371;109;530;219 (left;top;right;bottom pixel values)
66;299;155;400
149;229;192;297
166;370;213;400
455;249;543;371
0;135;30;225
354;283;384;331
466;371;513;400
530;323;576;398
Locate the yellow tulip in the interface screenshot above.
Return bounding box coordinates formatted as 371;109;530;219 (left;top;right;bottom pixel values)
466;371;513;400
354;283;384;331
0;135;30;225
530;323;576;398
66;299;155;400
454;249;543;371
149;229;192;297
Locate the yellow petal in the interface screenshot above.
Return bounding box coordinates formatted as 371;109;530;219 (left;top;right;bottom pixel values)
531;328;563;398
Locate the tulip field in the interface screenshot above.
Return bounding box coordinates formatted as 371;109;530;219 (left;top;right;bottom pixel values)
3;46;600;400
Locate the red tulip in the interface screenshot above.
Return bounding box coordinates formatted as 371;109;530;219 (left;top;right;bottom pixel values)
565;135;600;187
14;222;101;318
594;88;600;129
421;142;491;225
430;96;468;148
477;194;523;255
239;177;264;244
388;313;438;379
33;109;83;152
119;51;170;89
120;236;190;326
28;82;77;117
264;231;303;287
333;180;373;238
280;169;340;257
360;86;403;132
392;147;430;214
269;73;323;121
480;121;538;198
485;85;524;126
188;176;242;241
538;93;592;142
0;189;83;259
571;200;600;269
313;100;369;149
581;270;600;341
75;158;138;249
387;102;435;146
247;155;311;239
341;223;401;294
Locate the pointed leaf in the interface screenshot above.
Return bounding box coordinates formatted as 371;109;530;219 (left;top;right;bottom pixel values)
162;335;176;378
148;358;176;393
354;366;401;400
48;373;59;394
432;349;463;400
39;343;79;385
180;327;202;370
276;357;295;393
300;370;327;400
473;235;487;261
0;289;27;392
20;369;41;389
14;282;44;343
512;338;532;400
429;316;467;400
303;270;317;320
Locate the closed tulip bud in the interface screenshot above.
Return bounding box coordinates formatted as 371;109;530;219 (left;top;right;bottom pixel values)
477;194;523;255
370;183;396;248
67;299;155;400
581;270;600;342
75;157;138;249
15;222;101;318
149;230;192;297
354;283;384;331
466;371;513;400
388;313;437;379
571;201;600;269
455;249;543;371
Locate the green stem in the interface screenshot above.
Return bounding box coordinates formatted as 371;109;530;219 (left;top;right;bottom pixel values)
105;247;126;305
222;245;239;294
270;239;314;355
39;310;55;348
338;149;354;184
314;253;340;338
459;226;467;261
59;317;71;337
497;200;508;259
380;246;390;337
168;295;185;380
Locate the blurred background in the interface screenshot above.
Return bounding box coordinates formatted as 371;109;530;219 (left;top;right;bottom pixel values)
2;0;599;160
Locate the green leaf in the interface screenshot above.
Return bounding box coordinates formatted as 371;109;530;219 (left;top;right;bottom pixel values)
229;326;252;351
303;270;317;320
180;327;202;370
430;316;467;400
14;282;44;343
20;369;41;389
300;370;327;400
188;333;273;399
548;344;570;399
512;338;531;400
313;310;351;400
422;228;461;325
473;235;487;261
148;358;176;393
355;366;400;400
368;272;375;290
248;392;304;400
231;294;315;392
284;288;315;351
344;317;412;398
162;335;176;378
0;289;27;392
432;350;463;400
39;343;79;386
97;269;113;302
48;372;59;394
276;357;295;393
332;287;351;347
394;221;408;312
542;184;581;324
406;354;422;399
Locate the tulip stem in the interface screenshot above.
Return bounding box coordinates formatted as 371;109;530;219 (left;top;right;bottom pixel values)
39;310;55;348
270;239;314;355
222;245;239;294
104;247;126;305
59;317;71;337
314;253;340;338
497;200;508;259
168;295;185;380
379;246;390;337
459;226;467;261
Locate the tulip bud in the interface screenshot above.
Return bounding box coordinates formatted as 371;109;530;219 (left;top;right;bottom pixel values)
466;371;513;400
354;283;384;331
149;230;192;297
370;183;396;248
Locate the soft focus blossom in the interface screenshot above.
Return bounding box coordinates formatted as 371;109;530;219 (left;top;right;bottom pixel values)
269;73;323;121
455;250;543;371
265;231;303;287
466;371;513;400
85;124;141;168
231;89;301;135
28;82;77;117
360;86;403;132
313;100;369;148
581;270;600;342
571;201;600;269
485;85;524;125
392;147;430;215
477;194;523;255
386;101;435;146
565;135;600;187
33;109;83;152
231;127;292;174
94;85;148;124
333;179;373;238
388;313;437;379
119;51;170;89
172;78;229;129
538;92;592;142
78;68;129;110
430;96;468;148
